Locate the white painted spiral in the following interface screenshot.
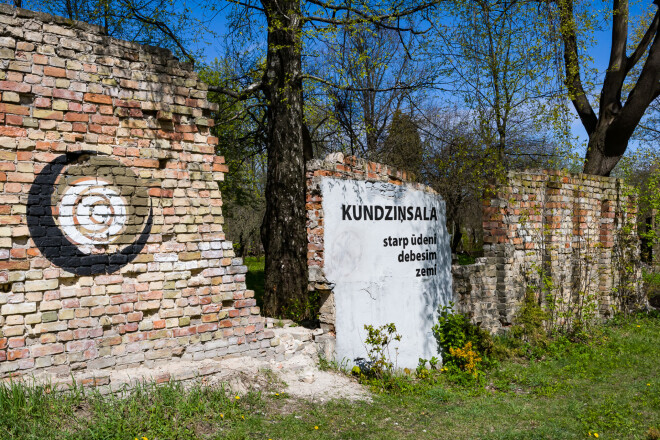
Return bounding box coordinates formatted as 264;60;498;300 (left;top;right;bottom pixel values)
58;177;127;253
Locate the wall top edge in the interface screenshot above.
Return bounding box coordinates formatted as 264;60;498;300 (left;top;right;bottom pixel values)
507;168;626;185
0;4;190;70
308;152;438;195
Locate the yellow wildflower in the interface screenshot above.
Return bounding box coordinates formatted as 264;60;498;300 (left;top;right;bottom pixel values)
314;426;319;430
235;395;240;400
594;433;599;438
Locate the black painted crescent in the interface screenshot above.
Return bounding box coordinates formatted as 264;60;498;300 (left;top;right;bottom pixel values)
27;151;153;276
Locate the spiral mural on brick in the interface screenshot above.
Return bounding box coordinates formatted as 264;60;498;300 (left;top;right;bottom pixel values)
27;152;152;275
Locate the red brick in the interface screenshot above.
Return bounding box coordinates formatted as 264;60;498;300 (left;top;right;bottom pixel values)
44;66;66;78
138;291;162;300
7;348;29;361
91;114;119;125
134;158;158;168
71;122;86;132
62;299;79;308
0;103;29;115
84;93;112;104
126;312;142;322
66;340;96;352
7;172;33;183
30;343;64;357
176;125;197;133
52;88;83;101
7;337;25;348
0;81;31;93
0;338;7;350
33;109;63;120
10;248;26;258
64;112;89;122
5;114;22;125
201;314;218;323
34;97;51;108
115;99;141;108
33;54;48;65
123;322;139;332
173;326;197;337
197;323;218;333
0;126;26;137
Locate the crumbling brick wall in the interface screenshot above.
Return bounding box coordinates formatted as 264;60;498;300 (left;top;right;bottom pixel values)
453;170;640;333
0;5;272;379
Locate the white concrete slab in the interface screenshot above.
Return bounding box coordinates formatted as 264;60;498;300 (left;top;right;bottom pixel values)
321;178;452;368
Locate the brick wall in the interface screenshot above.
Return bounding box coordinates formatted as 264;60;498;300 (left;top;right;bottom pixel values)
453;169;641;333
0;5;273;379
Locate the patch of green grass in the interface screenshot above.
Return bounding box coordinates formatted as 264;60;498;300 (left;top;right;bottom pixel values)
457;253;477;265
1;314;658;439
244;255;265;308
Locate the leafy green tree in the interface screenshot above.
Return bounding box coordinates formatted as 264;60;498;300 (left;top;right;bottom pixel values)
315;22;435;159
214;0;438;319
438;0;570;173
550;0;660;176
381;110;423;178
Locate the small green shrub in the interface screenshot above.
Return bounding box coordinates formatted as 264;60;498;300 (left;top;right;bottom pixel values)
363;323;401;378
433;304;492;358
644;269;660;308
432;303;493;382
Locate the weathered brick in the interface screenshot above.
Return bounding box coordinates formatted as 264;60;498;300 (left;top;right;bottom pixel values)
30;343;65;357
52;88;83;101
0;103;29;115
83;93;112;104
44;66;66;77
1;303;36;315
33;109;64;120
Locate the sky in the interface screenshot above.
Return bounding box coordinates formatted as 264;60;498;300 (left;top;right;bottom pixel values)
185;1;658;158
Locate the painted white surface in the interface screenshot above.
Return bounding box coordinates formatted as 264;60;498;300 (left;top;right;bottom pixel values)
58;177;127;253
321;178;452;368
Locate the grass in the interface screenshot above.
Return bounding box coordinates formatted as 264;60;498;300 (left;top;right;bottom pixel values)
244;255;265;308
1;314;658;439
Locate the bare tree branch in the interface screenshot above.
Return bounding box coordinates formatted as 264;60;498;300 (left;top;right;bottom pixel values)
557;0;598;136
125;3;195;64
208;81;263;99
626;8;660;74
304;74;433;92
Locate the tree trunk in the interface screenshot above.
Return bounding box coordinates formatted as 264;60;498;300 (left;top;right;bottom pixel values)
583;125;625;176
260;0;310;319
583;111;629;176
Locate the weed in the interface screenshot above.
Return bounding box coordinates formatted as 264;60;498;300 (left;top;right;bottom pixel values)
647;426;660;440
